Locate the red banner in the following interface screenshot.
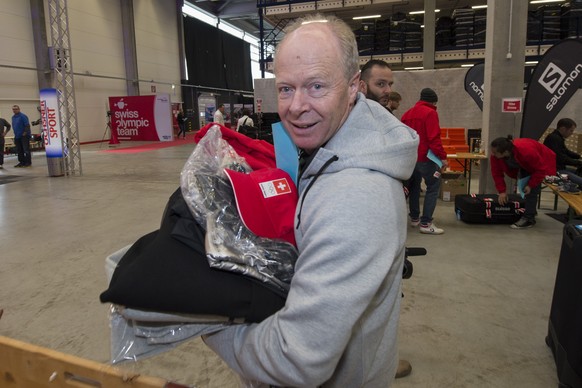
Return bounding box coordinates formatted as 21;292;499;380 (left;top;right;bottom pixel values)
108;94;173;141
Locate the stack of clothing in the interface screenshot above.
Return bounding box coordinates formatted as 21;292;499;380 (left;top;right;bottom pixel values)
100;125;299;363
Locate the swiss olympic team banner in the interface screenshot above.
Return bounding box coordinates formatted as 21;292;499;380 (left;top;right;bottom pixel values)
464;62;485;111
520;39;582;140
39;88;64;158
108;94;173;141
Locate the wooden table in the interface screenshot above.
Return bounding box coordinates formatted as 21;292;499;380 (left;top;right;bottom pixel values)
547;184;582;219
446;152;488;194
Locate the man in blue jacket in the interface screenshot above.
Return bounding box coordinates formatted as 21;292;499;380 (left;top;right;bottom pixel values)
11;105;32;167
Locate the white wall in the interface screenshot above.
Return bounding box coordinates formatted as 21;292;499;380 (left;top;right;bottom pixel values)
0;0;182;142
0;1;40;122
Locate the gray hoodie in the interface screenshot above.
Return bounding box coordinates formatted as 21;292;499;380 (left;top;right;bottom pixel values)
204;93;419;387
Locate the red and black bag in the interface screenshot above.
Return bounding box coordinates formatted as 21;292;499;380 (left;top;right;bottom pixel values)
454;194;525;224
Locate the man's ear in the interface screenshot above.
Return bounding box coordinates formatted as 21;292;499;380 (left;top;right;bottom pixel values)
357;79;367;95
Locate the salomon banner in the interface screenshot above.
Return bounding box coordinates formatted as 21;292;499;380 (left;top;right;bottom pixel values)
108;94;173;141
520;39;582;140
464;62;485;111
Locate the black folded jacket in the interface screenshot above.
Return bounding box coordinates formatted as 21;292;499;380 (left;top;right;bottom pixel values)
99;188;286;323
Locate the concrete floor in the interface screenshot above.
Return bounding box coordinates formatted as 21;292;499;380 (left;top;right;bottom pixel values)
0;138;565;387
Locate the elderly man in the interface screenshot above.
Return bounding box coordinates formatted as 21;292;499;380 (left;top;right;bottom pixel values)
203;14;419;387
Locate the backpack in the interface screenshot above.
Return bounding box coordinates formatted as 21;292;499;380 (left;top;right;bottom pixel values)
239;117;257;138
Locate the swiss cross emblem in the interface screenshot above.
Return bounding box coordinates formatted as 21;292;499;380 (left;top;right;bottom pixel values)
273;178;291;194
259;178;292;198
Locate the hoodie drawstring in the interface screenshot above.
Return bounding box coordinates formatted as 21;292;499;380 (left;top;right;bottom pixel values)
296;155;339;229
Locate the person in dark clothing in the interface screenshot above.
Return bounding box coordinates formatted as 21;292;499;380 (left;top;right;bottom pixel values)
543;118;582;188
11;105;32;167
490;136;556;229
0;117;11;168
177;110;186;139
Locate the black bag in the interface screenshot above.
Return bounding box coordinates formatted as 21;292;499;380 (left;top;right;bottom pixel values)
238;117;257;138
546;220;582;388
454;194;525;224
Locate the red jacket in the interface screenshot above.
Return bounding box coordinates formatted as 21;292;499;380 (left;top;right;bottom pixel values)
401;100;447;162
490;138;556;193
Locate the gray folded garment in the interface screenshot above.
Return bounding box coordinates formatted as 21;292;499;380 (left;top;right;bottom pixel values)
109;305;233;364
118;305;245;324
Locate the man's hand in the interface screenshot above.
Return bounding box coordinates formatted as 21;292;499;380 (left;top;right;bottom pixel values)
440;159;449;171
523;185;531;195
498;192;508;205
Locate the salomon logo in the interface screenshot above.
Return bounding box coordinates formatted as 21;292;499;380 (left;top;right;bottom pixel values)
539;62;566;93
542;63;582;111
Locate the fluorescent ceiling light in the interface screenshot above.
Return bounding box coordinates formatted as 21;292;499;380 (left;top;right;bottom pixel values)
525;61;539;65
353;15;381;20
472;5;488;9
530;0;564;4
404;66;424;70
183;2;259;46
302;20;328;25
461;64;475;67
183;3;216;27
409;9;440;15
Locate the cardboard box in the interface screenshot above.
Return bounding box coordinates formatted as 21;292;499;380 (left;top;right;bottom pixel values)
440;172;467;201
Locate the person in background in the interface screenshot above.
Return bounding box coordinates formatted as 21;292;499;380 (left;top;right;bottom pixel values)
11;105;32;168
358;58;413;380
387;91;402;115
203;14;419;387
213;103;225;125
401;88;448;235
359;59;394;107
176;109;186;139
236;108;254;132
490;136;556;229
0;116;11;169
543;118;582;188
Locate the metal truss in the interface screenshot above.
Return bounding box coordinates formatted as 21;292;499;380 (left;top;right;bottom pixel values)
48;0;82;176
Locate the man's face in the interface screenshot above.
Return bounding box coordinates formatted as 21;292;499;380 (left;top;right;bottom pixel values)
492;148;510;159
12;106;20;114
275;25;358;153
560;126;575;139
387;99;400;111
219;106;225;113
359;65;394;106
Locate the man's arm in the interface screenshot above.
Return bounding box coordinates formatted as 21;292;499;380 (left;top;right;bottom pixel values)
204;172;405;386
1;119;10;135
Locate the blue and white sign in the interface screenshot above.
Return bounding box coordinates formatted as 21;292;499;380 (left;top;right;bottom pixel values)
39;88;64;158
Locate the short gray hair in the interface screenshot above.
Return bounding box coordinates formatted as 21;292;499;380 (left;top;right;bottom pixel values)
274;14;359;81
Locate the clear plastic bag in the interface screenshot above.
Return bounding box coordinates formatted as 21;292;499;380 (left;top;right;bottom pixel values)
180;125;297;296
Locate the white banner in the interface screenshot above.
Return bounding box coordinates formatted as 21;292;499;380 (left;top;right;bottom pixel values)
39;88;64;158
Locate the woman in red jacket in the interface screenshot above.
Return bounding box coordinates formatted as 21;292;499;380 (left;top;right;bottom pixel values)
490;136;556;229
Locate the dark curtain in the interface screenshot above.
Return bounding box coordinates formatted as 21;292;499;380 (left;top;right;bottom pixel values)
183;16;253;91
